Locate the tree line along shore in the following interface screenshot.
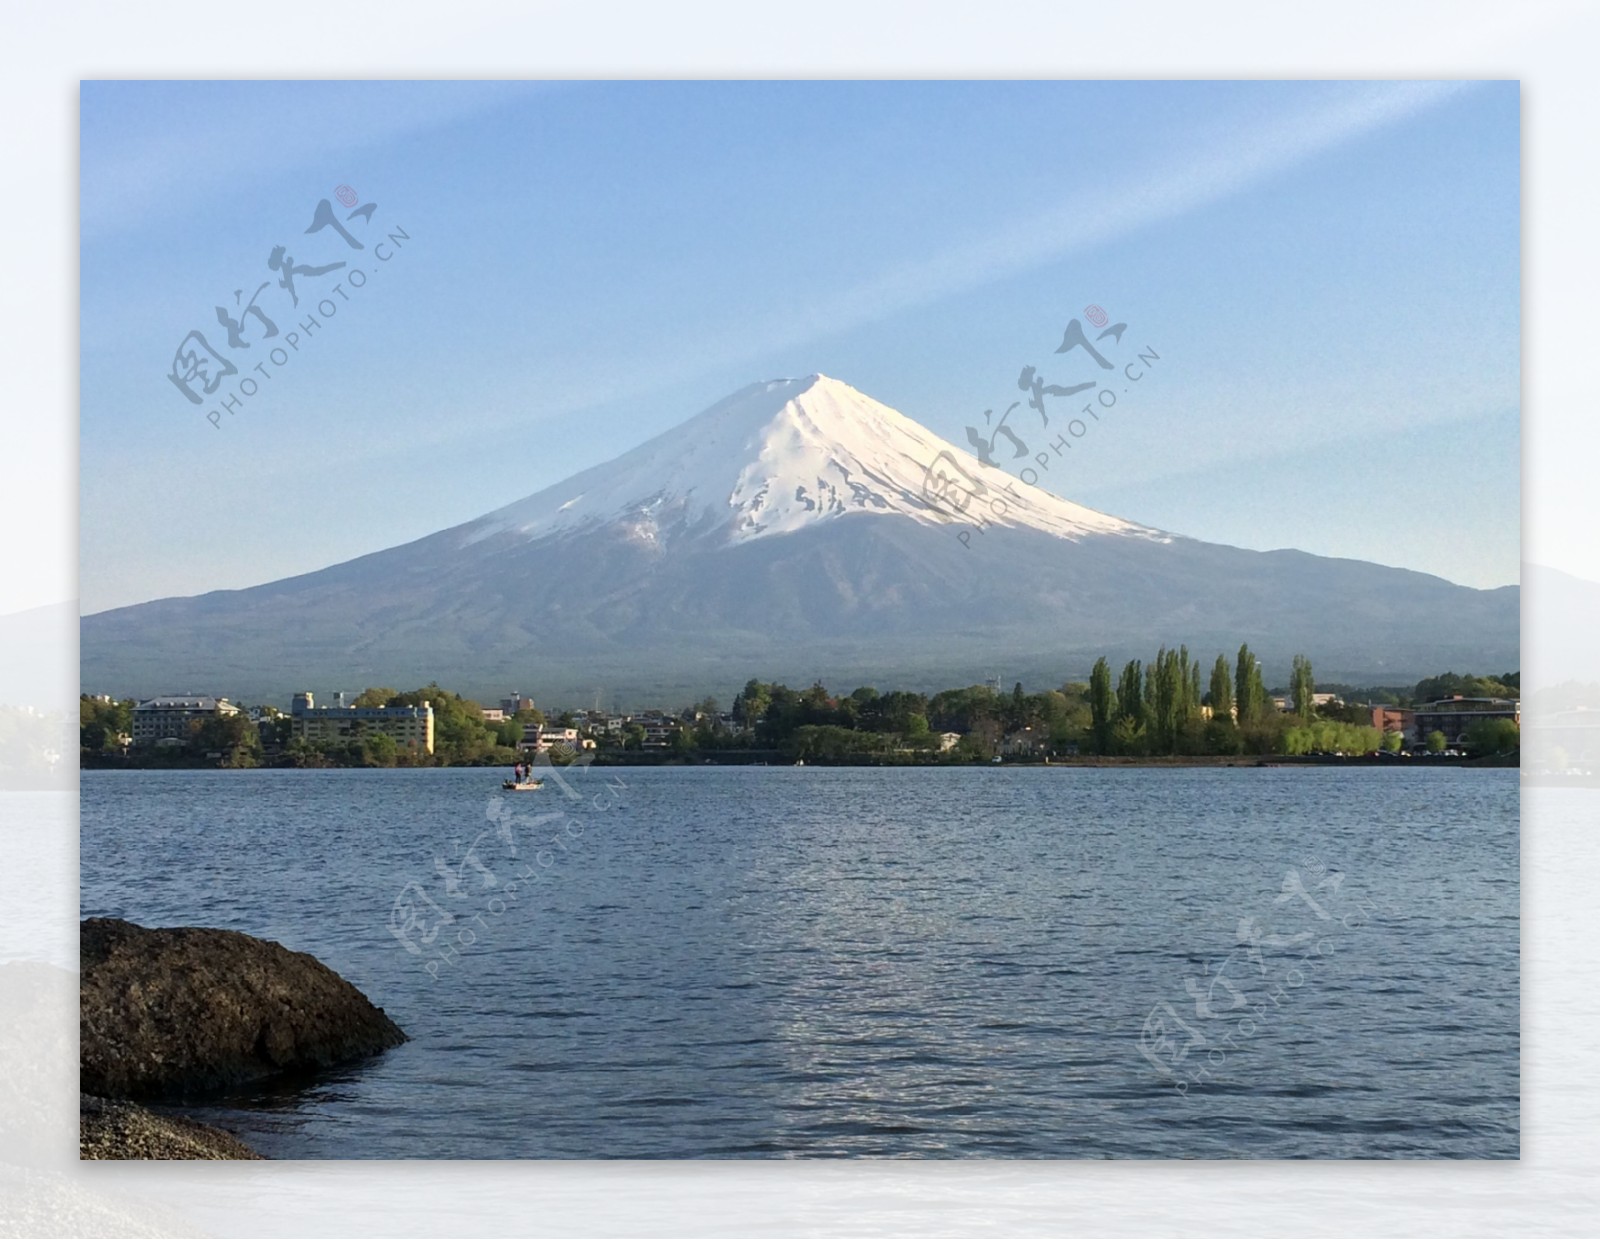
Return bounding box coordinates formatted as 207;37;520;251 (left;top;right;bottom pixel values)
79;649;1521;769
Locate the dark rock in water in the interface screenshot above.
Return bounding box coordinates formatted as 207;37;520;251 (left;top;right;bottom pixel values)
80;918;406;1101
79;1094;263;1160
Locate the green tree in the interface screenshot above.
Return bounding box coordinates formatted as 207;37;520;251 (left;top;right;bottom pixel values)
1236;644;1266;726
1045;687;1091;750
385;684;500;764
189;713;260;767
80;695;134;756
762;684;805;740
1281;720;1382;756
1148;647;1182;755
1203;717;1243;755
1380;729;1404;753
1208;654;1233;720
1117;660;1144;728
1464;718;1520;756
1089;657;1115;753
877;690;930;734
1426;730;1448;754
1414;672;1518;704
927;684;1001;734
733;679;772;730
1291;654;1315;721
283;735;332;767
353;687;399;708
1111;715;1145;756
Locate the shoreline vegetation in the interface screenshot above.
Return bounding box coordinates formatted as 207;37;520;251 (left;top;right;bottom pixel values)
80;652;1521;770
72;752;1521;770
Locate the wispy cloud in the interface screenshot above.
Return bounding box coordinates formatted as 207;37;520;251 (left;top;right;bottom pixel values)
428;80;1481;443
90;80;1492;513
776;81;1476;344
80;80;552;242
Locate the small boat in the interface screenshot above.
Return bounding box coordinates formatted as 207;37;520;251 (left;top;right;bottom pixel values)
501;779;544;791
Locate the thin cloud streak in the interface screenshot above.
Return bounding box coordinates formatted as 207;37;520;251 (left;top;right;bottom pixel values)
80;80;553;242
411;81;1479;453
738;81;1477;357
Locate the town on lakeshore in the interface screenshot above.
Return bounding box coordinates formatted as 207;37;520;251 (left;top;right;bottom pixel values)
79;648;1524;769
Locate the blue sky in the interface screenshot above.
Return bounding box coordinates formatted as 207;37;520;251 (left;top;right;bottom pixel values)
80;80;1520;612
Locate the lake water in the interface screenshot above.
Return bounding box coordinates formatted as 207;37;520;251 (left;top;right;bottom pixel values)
79;765;1519;1159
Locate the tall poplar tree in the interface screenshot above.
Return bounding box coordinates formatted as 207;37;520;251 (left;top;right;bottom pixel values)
1089;657;1115;753
1117;659;1145;728
1154;647;1181;754
1291;654;1315;721
1209;653;1233;720
1236;644;1265;726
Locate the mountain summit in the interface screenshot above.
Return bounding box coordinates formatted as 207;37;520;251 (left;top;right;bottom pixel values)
467;373;1157;550
82;376;1518;702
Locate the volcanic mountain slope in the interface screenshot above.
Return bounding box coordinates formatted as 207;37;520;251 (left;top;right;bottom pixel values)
81;375;1518;702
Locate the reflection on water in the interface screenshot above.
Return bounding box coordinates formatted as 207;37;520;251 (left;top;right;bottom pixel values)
80;766;1518;1159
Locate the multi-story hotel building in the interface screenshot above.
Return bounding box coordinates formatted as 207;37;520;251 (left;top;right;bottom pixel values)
1411;696;1520;747
131;695;240;745
289;691;435;755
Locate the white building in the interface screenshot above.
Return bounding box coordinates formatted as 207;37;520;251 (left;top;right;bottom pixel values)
289;691;435;754
519;725;592;754
131;695;239;745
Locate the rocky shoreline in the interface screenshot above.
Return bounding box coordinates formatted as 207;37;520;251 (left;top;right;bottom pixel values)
79;918;407;1160
78;1094;265;1160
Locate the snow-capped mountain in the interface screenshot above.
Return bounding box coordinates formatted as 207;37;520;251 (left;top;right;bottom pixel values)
466;374;1156;548
81;375;1519;703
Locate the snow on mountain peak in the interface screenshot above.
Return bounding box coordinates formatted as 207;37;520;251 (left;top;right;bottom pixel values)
468;373;1162;548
